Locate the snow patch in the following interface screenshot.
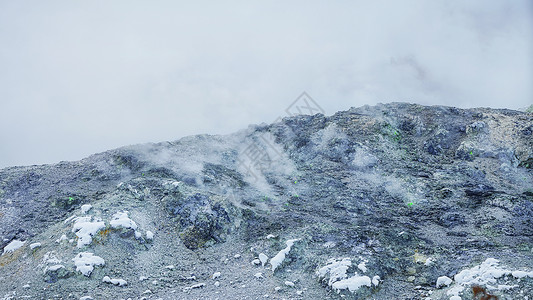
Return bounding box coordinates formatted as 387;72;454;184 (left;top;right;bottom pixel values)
109;211;137;230
72;216;105;248
436;276;453;288
55;234;67;243
259;253;268;267
46;265;65;272
331;275;371;293
2;240;25;255
443;258;532;298
72;252;105;277
102;276;127;286
64;215;77;224
270;238;300;271
317;257;376;294
29;243;41;249
357;262;367;273
146;231;154;240
80;204;92;214
284;281;294;287
323;241;336;248
372;275;380;286
317;258;352;286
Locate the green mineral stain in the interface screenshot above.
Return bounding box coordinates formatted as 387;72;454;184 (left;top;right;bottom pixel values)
469;151;473;155
407;202;414;207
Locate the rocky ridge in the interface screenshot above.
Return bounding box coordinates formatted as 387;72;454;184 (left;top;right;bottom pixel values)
0;102;532;299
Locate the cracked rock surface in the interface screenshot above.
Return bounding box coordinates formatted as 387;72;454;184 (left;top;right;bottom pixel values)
0;103;532;299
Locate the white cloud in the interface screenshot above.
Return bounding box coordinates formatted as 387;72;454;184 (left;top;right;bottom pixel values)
0;1;531;168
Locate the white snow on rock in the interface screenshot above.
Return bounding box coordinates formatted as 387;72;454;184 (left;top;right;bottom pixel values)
102;276;127;286
184;282;206;291
46;265;65;272
72;252;105;277
511;270;533;279
254;272;264;279
372;275;380;286
2;240;25;255
444;258;533;298
79;297;93;300
134;231;142;239
146;231;154;240
55;234;67;243
110;211;137;230
424;258;434;266
64;215;77;224
357;262;367;273
284;281;294;287
80;204;92;214
139;276;148;281
29;242;41;249
323;241;336;248
252;259;261;265
317;258;352;286
212;272;221;279
72;217;105;248
259;253;268;267
266;234;276;239
270;238;300;271
332;275;372;293
317;257;375;294
436;276;453;288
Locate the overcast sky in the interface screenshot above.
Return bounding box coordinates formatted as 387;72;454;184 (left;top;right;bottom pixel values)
1;1;532;168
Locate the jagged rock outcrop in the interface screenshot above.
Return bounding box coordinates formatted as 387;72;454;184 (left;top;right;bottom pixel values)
0;103;532;299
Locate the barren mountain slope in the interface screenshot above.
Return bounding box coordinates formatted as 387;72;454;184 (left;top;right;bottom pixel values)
1;103;532;300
